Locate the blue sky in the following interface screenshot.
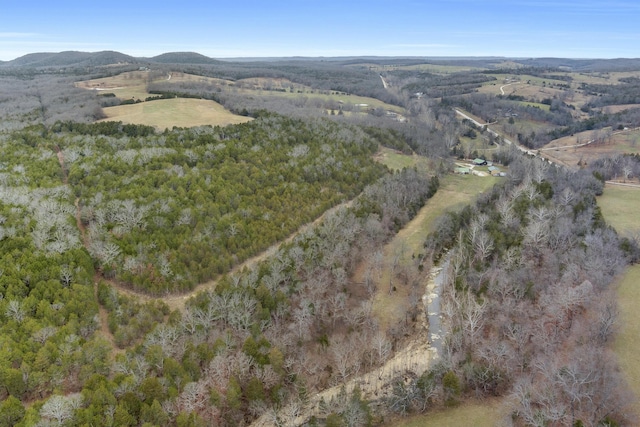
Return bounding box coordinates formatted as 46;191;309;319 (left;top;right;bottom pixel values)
1;0;639;61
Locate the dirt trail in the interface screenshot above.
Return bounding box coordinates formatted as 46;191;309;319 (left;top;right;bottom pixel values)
252;264;443;426
98;199;355;312
51;138;357;312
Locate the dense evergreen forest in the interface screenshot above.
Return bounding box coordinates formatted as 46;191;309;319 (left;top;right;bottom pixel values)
51;115;389;293
1;52;640;426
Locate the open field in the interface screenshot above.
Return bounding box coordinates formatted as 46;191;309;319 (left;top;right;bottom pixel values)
599;184;640;235
613;265;640;419
389;399;505;427
369;153;501;329
348;63;486;74
79;70;253;128
599;184;640;419
77;70;234;99
374;147;430;171
541;128;640;168
99;97;252;129
79;70;406;128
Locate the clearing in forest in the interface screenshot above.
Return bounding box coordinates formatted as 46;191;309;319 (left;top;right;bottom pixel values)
370;150;502;331
599;184;640;418
99;97;252;129
78;70;252;129
541;128;640;169
389;398;505;427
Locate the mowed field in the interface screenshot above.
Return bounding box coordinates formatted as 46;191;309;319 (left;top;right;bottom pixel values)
79;70;405;128
99;98;252;129
599;184;640;418
371;148;502;343
79;70;252;129
389;398;505;427
541;128;640;169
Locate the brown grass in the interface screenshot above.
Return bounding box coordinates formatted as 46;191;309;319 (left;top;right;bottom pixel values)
613;265;640;420
599;184;640;419
599;184;640;234
99;98;252;130
366;168;501;331
388;398;505;427
541;128;640;169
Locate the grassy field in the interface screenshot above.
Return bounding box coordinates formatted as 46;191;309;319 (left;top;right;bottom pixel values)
100;98;252;129
599;184;640;234
80;70;405;127
388;399;505;427
599;184;640;419
613;265;640;419
78;70;253;129
541;128;640;169
375;147;430;171
369;151;502;330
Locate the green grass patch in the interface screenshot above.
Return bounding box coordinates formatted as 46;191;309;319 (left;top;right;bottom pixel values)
600;184;640;418
100;98;253;130
517;101;550;111
598;184;640;234
613;265;640;419
371;171;501;330
389;399;504;427
375;147;430;171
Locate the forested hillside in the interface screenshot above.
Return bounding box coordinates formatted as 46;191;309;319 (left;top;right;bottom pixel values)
0;111;439;424
47;115;388;293
419;157;636;425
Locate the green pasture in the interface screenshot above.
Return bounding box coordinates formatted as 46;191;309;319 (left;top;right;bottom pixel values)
375;147;430;171
599;184;640;419
613;265;640;419
517;100;550;111
100;98;252;130
369;156;501;330
389;399;504;427
599;184;640;235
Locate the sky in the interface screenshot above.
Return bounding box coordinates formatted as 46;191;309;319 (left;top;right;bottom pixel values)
1;0;639;61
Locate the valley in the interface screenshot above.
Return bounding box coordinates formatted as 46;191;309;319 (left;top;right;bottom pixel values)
0;52;640;427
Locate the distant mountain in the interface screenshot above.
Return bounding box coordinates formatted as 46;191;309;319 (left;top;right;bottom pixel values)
3;50;138;67
518;57;640;71
2;50;639;72
149;52;221;64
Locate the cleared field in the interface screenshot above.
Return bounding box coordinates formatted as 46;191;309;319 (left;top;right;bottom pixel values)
541;128;640;169
570;71;640;85
100;97;252;129
599;184;640;419
375;147;430;171
348;63;485;74
78;70;234;100
368;159;501;330
599;184;640;235
613;265;640;419
389;399;504;427
517;100;550;111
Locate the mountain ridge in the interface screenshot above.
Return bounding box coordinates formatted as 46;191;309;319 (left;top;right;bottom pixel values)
3;50;640;71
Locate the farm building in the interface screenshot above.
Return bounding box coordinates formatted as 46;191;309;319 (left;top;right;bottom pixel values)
455;167;471;174
473;158;488;166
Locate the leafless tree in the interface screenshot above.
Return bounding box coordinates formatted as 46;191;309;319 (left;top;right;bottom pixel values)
39;393;82;425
